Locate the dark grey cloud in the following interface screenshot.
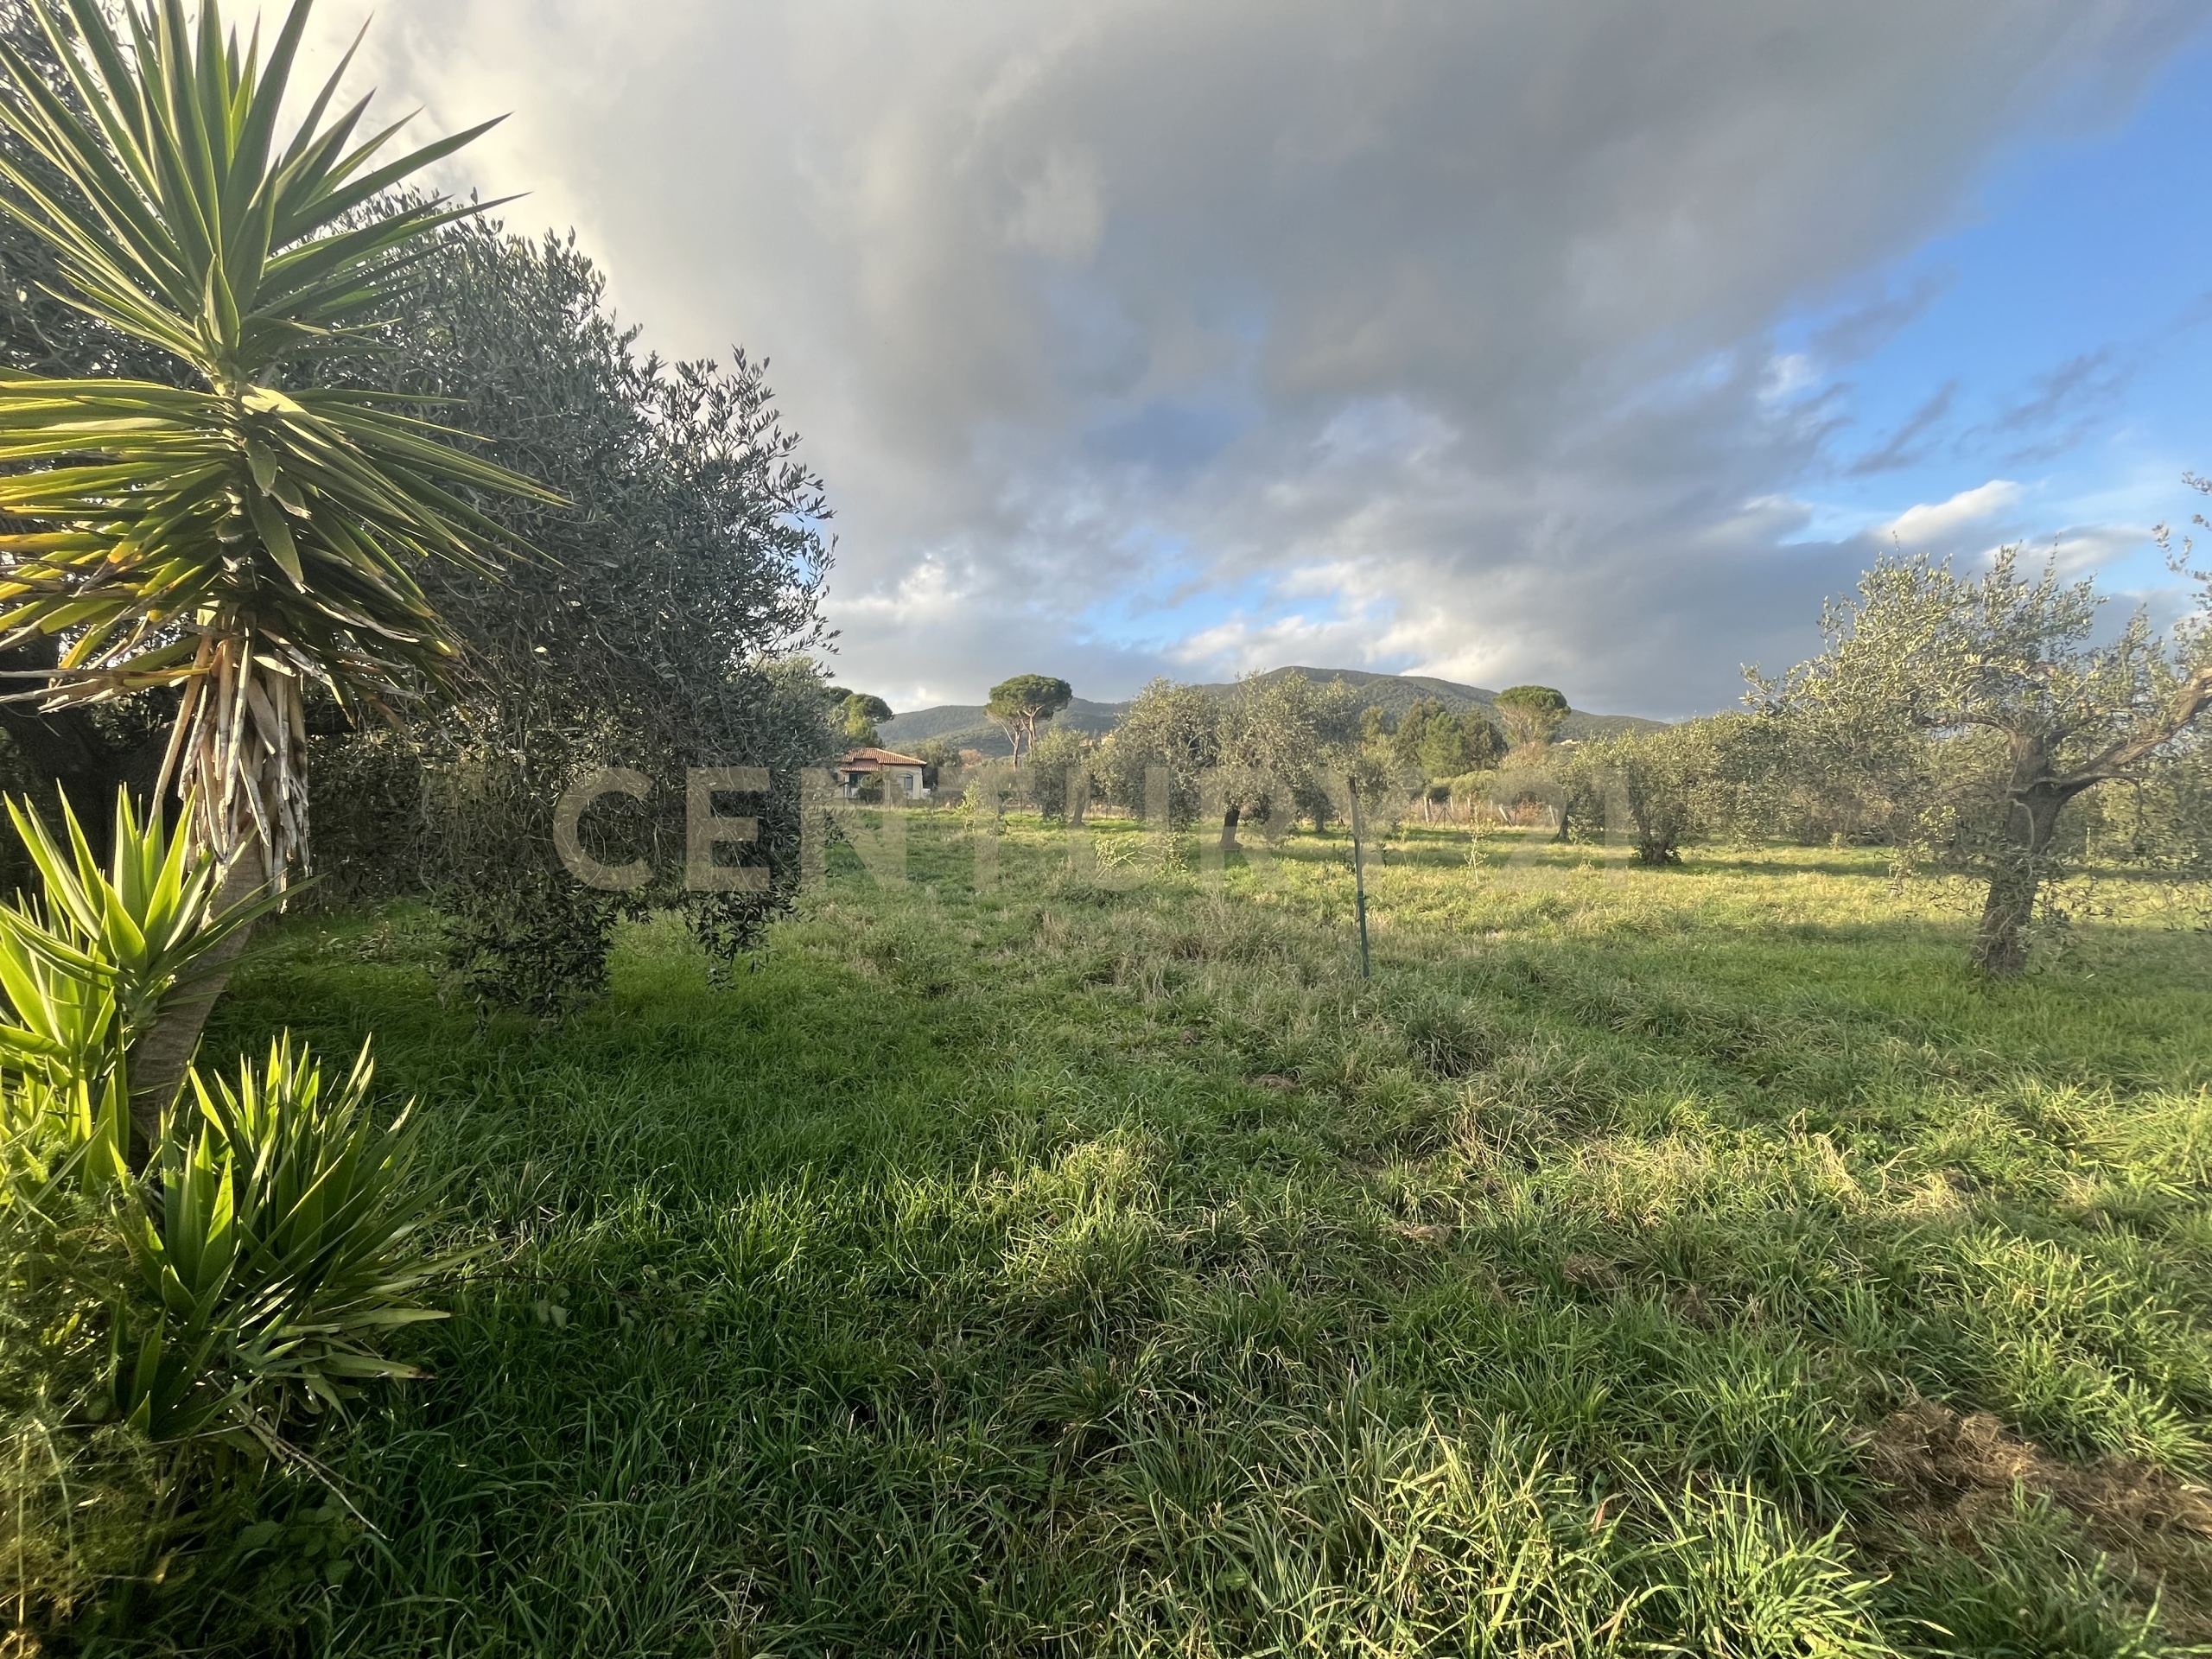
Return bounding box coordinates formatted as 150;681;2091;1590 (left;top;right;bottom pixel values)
1985;347;2133;463
1847;380;1960;476
310;0;2207;715
1811;270;1958;365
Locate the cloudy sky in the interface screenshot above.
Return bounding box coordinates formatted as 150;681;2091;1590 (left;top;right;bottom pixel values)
305;1;2212;718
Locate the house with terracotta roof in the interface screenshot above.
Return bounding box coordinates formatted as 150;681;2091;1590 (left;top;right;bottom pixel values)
835;746;932;801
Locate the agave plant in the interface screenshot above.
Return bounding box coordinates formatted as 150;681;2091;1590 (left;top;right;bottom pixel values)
0;0;557;893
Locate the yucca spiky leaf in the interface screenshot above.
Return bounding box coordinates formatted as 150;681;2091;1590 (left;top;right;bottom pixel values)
111;1032;463;1437
0;0;560;861
2;786;276;1018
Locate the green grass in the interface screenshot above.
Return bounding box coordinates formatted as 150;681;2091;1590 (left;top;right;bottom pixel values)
184;816;2212;1656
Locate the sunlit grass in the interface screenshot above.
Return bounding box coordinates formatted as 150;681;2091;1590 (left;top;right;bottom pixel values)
196;815;2212;1655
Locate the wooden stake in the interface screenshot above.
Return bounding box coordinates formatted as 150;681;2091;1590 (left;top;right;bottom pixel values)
1349;775;1371;980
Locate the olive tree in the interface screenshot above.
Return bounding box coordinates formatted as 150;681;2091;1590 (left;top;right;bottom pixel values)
1095;678;1217;825
1027;724;1092;822
1756;545;2211;975
1562;717;1752;866
312;219;835;1008
1216;672;1382;843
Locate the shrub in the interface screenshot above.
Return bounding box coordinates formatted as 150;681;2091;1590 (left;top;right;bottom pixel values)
0;794;456;1642
0;1175;171;1639
0;788;273;1160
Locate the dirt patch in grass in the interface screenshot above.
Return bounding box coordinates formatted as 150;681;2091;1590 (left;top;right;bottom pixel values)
1867;1400;2212;1635
1385;1220;1453;1246
1560;1251;1622;1292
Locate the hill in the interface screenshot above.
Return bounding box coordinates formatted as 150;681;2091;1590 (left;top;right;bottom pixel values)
878;666;1662;756
878;696;1127;752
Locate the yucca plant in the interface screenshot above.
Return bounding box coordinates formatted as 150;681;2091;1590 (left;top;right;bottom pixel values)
111;1033;455;1442
0;0;555;899
0;791;452;1450
0;787;271;1152
1;1066;126;1194
0;885;124;1188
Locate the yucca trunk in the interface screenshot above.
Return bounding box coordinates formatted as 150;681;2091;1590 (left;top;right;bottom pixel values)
128;632;306;1146
124;825;262;1150
155;632;307;876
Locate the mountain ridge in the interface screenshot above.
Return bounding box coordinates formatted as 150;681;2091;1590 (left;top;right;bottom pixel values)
878;666;1664;757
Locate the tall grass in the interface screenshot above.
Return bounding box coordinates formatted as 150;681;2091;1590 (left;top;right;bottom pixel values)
179;817;2212;1654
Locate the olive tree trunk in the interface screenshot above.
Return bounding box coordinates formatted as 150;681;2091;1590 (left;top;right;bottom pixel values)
1972;786;2068;977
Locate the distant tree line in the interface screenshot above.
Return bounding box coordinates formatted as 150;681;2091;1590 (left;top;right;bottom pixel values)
969;513;2212;978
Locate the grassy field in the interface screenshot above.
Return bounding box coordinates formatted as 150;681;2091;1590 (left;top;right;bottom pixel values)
188;811;2212;1656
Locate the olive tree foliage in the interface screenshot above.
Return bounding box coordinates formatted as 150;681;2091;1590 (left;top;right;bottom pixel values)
1094;677;1217;826
2094;474;2212;917
1097;673;1389;842
309;219;835;1007
1215;673;1378;842
2085;731;2212;918
1753;544;2212;975
1722;704;1915;848
1027;724;1092;822
1558;717;1758;866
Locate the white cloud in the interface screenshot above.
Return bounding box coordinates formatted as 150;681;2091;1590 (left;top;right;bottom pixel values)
1763;353;1819;403
2042;522;2141;577
1883;479;2023;543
